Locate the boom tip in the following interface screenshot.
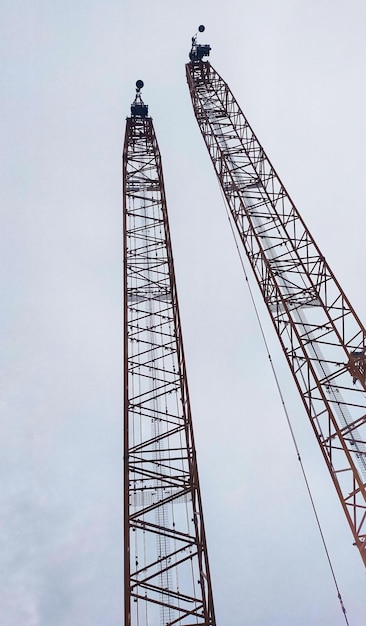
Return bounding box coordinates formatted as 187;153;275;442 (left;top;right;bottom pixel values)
130;80;148;118
189;26;211;62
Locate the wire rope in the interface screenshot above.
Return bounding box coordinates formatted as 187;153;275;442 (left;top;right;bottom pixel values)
220;189;350;626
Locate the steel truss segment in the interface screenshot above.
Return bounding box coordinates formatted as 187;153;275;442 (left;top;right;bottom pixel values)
186;60;366;567
123;114;216;626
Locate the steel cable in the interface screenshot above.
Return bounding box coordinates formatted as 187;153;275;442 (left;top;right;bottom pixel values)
220;188;350;626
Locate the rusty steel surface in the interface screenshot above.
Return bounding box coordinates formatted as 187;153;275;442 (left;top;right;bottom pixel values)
186;59;366;568
123;113;216;626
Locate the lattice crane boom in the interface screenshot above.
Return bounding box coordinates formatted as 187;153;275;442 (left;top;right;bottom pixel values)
185;37;366;568
123;82;216;626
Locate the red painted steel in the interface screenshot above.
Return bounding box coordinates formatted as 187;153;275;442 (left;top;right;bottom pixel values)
123;108;216;626
186;58;366;568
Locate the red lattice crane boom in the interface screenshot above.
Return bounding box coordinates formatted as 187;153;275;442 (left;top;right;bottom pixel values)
123;81;216;626
186;32;366;568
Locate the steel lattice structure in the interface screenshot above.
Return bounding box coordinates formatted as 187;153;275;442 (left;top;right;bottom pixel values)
123;86;216;626
186;44;366;568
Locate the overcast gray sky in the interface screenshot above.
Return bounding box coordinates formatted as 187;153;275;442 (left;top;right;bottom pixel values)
1;1;366;624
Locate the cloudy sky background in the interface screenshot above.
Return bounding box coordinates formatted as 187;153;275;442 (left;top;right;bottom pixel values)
1;1;366;624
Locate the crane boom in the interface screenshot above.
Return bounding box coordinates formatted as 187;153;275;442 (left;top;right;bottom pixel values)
186;48;366;568
123;83;216;626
